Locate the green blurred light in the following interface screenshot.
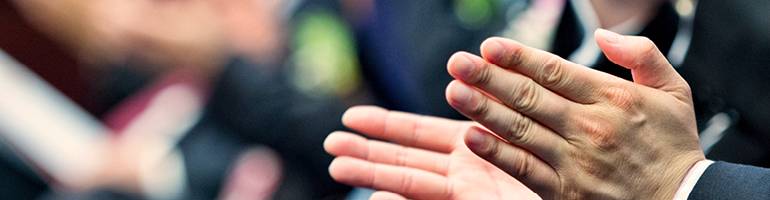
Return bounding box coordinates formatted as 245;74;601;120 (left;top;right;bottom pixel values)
290;9;361;98
454;0;496;29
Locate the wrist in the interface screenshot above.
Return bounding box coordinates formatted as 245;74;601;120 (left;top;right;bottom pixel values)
652;151;706;200
672;159;714;200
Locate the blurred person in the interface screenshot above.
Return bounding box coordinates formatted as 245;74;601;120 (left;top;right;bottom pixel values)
5;2;230;198
3;0;354;199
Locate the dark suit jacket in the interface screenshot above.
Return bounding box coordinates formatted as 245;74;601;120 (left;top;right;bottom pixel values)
678;0;770;167
678;0;770;198
690;162;770;200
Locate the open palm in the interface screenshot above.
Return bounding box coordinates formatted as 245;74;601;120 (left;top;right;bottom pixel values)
324;106;540;200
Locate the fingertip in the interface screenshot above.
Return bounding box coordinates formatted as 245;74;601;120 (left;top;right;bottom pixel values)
342;105;386;127
447;52;481;80
328;157;352;178
445;80;475;109
480;37;518;64
447;52;475;68
464;126;491;155
328;158;346;180
324;131;366;157
328;157;370;186
594;28;622;45
594;29;627;67
444;80;458;104
323;131;346;154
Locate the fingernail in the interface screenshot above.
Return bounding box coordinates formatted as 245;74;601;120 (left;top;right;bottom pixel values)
596;28;622;44
466;127;488;152
481;38;505;62
450;53;476;80
449;81;474;107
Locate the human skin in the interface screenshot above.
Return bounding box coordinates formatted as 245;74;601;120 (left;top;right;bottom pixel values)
325;30;704;200
445;29;705;199
324;106;541;200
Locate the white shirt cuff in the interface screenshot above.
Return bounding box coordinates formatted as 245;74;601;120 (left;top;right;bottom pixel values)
672;159;714;200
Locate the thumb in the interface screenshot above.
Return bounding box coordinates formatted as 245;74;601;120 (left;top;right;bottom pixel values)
594;29;690;97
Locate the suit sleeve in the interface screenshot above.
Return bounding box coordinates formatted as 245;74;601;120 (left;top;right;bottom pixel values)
689;161;770;200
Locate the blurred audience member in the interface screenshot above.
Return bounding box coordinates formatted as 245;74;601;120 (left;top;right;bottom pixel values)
2;0;357;199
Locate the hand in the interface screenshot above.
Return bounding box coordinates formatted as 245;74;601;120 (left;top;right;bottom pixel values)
324;106;541;200
445;29;705;199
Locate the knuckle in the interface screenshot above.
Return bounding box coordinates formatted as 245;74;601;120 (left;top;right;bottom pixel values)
505;43;526;67
539;56;566;88
574;115;618;150
675;81;694;101
469;96;491;117
600;85;639;111
639;37;657;48
505;113;534;144
590;127;619;150
400;170;416;194
634;38;661;68
570;151;601;178
482;138;502;160
682;81;693;95
408;115;428;146
509;79;540;113
472;63;494;86
641;44;659;61
512;152;535;180
563;188;584;200
556;167;576;194
395;146;408;167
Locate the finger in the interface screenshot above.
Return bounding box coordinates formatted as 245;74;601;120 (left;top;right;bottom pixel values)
342;106;465;153
329;157;452;200
370;191;408;200
480;37;616;104
594;29;691;100
448;52;578;133
446;80;567;163
464;127;559;200
324;131;450;175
